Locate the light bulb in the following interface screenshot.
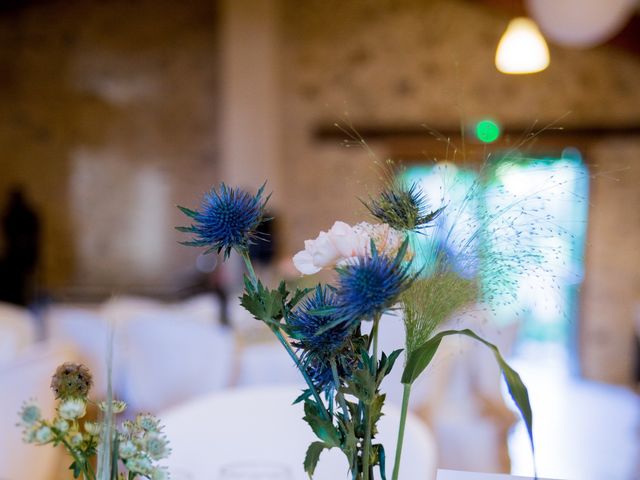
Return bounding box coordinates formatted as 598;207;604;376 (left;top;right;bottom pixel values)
495;17;550;74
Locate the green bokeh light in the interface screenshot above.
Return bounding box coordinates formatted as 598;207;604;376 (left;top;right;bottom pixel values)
475;119;501;143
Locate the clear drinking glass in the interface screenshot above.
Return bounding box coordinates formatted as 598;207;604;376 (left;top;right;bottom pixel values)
217;462;292;480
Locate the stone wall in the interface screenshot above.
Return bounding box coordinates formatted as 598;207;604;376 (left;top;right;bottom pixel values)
0;0;219;292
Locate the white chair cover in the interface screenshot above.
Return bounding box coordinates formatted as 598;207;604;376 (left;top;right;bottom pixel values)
376;312;451;412
0;340;80;480
122;312;234;413
174;293;221;325
101;295;166;326
227;295;261;334
421;305;521;473
0;302;37;366
102;294;223;326
160;385;437;480
235;340;305;387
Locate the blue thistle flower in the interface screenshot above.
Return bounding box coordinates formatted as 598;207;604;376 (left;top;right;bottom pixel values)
335;240;415;323
177;183;270;258
364;182;444;231
287;286;356;394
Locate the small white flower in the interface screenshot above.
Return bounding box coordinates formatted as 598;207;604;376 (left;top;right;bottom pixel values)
84;421;101;436
35;426;54;444
58;398;87;420
118;440;137;459
69;432;83;447
120;420;135;436
98;400;127;414
54;419;69;433
142;432;171;460
150;466;170;480
125;455;153;476
136;413;161;433
23;425;38;443
19;402;41;425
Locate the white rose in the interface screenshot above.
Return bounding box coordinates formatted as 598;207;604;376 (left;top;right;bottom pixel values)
293;221;368;275
353;222;409;260
293;221;408;275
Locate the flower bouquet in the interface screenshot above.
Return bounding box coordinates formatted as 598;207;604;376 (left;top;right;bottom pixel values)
19;363;171;480
177;174;535;480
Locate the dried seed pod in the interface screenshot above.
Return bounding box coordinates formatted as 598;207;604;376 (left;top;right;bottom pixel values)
50;362;93;399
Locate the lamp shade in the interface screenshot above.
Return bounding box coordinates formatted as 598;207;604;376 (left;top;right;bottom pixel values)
495;17;550;74
526;0;636;48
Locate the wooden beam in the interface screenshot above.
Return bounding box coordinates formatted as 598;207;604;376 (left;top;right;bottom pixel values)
313;123;640;166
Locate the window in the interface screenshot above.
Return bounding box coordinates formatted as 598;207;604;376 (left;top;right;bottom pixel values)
401;149;589;344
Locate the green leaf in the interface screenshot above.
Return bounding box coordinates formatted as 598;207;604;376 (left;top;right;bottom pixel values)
69;461;81;479
370;393;386;437
393;237;410;265
375;444;387;480
293;389;312;404
304;441;329;478
377;349;403;384
240;277;285;323
286;286;312;312
401;336;444;385
303;400;341;448
336;414;359;469
174;225;196;233
402;328;535;458
176;205;199;219
343;363;376;405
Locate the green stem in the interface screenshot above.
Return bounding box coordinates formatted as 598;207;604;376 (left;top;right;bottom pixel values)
59;435;95;480
240;251;331;421
330;358;350;421
241;250;257;283
362;315;381;480
271;326;331;420
391;383;412;480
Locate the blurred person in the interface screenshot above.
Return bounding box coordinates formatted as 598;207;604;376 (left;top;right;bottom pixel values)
248;210;277;283
0;187;41;306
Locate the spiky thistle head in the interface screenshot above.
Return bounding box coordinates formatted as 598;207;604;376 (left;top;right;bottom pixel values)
287;285;356;394
364;182;444;232
335;239;415;324
50;362;93;400
177;182;270;258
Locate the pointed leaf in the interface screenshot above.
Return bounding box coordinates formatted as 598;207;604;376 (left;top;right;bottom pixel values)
293;389;312;404
303;400;341;447
403;328;535;459
177;205;199;219
393;237;410;265
304;441;329;478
